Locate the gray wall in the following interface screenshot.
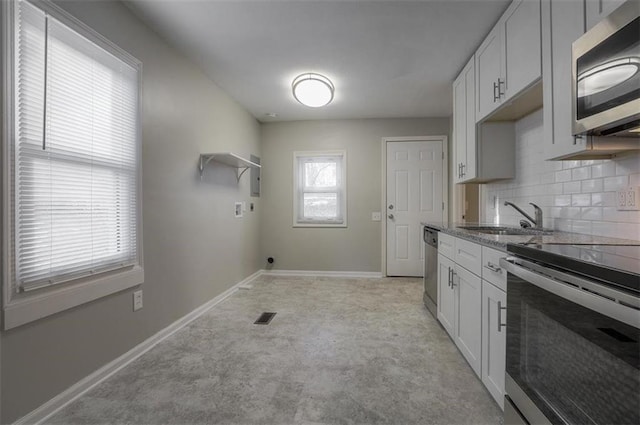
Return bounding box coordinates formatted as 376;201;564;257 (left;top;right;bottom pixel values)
260;118;450;273
0;1;261;422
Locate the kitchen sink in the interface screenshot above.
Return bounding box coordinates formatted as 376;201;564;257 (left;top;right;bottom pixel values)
458;226;553;236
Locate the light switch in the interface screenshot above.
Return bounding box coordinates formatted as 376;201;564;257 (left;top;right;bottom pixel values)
372;212;381;221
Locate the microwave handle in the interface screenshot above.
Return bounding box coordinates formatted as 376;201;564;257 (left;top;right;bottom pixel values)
500;257;640;329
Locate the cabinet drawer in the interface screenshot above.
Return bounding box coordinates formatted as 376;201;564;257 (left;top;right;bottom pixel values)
438;233;456;260
482;246;507;292
455;238;482;276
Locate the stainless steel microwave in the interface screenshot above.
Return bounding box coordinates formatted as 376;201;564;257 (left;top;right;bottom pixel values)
572;1;640;137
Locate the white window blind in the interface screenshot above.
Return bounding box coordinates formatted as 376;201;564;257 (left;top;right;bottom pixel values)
294;152;346;226
14;0;140;292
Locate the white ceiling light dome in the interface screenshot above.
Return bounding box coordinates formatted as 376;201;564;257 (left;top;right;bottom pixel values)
292;73;335;108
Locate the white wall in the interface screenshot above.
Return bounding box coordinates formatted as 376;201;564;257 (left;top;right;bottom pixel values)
483;109;640;240
260;118;450;272
1;1;261;422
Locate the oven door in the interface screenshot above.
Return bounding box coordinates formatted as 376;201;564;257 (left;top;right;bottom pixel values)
572;1;640;135
501;257;640;425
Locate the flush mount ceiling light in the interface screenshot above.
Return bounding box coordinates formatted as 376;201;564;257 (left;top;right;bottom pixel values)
292;73;335;108
578;57;640;98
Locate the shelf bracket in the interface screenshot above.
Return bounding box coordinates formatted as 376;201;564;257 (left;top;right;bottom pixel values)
236;167;250;182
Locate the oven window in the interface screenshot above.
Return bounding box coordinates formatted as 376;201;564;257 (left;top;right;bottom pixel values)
576;17;640;120
506;274;640;425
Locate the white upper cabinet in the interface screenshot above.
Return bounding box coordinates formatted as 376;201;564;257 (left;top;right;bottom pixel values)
475;0;542;122
453;56;515;184
585;0;626;30
502;0;542;100
541;0;588;160
476;26;503;121
453;57;476;184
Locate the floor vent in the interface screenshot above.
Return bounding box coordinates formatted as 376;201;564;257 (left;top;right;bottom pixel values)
254;312;276;325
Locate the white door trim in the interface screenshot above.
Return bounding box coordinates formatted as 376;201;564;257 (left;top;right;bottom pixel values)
381;136;449;277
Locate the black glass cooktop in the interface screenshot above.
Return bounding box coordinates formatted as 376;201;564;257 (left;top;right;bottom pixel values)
507;243;640;294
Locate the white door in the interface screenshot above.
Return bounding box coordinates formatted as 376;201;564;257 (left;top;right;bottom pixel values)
386;139;444;276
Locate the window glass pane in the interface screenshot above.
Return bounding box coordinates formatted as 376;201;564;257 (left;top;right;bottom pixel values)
14;0;139;290
303;193;338;219
304;161;337;188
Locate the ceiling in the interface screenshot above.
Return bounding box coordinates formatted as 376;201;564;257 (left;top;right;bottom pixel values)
125;0;511;122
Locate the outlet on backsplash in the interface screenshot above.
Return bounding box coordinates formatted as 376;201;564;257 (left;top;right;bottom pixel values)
617;187;639;211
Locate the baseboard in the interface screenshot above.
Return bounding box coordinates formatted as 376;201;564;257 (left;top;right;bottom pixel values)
261;269;383;278
14;270;264;425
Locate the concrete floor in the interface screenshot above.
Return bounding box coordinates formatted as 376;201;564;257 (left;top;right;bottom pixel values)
49;275;502;424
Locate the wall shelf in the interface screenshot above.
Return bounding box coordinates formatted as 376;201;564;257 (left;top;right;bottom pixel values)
198;152;261;182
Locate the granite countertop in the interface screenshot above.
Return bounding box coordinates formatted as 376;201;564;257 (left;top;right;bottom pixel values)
422;222;640;250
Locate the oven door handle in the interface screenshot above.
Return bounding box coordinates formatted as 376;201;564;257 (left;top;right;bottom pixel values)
500;257;640;329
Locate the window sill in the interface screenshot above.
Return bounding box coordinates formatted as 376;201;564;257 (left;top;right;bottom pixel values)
293;222;347;228
3;265;144;330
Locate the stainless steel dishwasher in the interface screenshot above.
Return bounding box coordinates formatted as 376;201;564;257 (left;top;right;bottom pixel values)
423;226;439;317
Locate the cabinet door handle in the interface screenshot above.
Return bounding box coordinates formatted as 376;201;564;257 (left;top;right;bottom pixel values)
497;78;505;98
461;163;465;177
493;81;499;102
451;269;457;288
484;262;502;273
497;301;507;332
448;267;452;287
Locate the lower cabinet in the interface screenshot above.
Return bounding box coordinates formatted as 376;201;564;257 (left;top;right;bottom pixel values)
437;253;482;378
437;254;456;337
482;280;507;409
454;266;482;377
437;234;507;408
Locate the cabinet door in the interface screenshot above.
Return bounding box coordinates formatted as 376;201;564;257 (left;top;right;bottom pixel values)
453;57;476;183
454;265;482;377
437;254;456;337
585;0;626;30
463;58;477;181
541;0;587;160
475;25;502;122
503;0;541;100
453;65;467;185
482;280;507;410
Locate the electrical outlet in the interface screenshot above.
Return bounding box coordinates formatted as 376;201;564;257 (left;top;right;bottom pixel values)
234;202;243;218
133;290;143;311
371;212;381;221
617;186;640;211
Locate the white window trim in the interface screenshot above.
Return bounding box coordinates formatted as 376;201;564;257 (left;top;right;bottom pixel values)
1;0;144;330
293;150;347;228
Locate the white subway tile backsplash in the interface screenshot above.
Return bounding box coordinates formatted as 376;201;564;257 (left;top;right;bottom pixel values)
580;179;603;193
571;167;590;181
571;194;591;206
555;169;572;182
554;195;571;206
563;181;582;194
591;162;616;178
483;111;639;240
581;207;602;221
603;175;629;191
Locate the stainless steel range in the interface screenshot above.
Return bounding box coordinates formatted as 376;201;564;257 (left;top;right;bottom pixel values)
501;243;640;425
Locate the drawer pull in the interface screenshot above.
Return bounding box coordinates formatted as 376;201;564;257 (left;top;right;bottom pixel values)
484;262;502;273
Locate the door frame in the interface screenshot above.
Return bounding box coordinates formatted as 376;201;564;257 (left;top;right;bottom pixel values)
381;136;449;277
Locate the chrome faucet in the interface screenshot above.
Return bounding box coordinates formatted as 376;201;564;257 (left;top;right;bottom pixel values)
504;201;543;229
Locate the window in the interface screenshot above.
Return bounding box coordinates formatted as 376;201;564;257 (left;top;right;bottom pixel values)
293;151;347;227
2;0;143;328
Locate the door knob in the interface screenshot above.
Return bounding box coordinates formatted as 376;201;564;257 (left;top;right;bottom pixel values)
388;214;394;219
